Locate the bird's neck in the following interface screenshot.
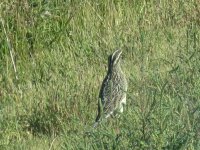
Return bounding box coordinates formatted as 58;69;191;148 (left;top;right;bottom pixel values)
109;64;122;73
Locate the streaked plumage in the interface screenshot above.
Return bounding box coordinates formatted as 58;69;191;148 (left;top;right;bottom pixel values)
94;50;128;127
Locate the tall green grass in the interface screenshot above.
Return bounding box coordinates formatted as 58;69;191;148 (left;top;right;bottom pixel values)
0;0;200;149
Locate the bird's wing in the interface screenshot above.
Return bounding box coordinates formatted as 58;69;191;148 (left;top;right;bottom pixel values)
99;74;110;104
100;76;122;116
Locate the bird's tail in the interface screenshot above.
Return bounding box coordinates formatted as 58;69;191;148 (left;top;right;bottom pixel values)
93;98;103;128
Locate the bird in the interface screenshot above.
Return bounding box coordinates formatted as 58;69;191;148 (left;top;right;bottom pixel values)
94;50;128;128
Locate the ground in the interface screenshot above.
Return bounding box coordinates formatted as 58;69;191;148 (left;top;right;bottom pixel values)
0;0;200;149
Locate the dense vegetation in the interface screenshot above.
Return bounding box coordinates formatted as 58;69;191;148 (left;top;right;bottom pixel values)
0;0;200;149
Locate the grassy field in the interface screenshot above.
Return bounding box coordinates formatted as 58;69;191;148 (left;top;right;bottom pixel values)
0;0;200;149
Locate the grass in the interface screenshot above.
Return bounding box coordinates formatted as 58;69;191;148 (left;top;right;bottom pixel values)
0;0;200;149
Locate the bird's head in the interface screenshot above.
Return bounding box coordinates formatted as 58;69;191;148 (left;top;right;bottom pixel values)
108;50;122;69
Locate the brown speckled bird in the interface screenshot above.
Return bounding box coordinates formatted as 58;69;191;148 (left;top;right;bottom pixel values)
94;50;128;127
